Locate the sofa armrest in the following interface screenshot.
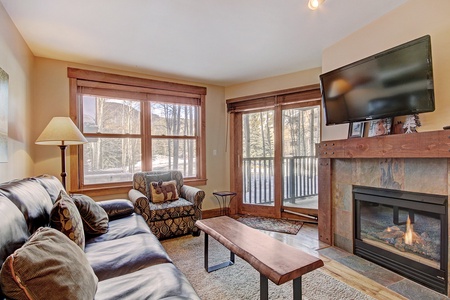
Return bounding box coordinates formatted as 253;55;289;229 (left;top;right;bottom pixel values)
97;199;134;220
128;189;151;223
180;185;205;220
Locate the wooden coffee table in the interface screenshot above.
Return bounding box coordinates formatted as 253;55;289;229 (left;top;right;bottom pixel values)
195;216;324;300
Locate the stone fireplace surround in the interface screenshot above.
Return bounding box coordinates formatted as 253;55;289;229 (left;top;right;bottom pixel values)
317;130;450;295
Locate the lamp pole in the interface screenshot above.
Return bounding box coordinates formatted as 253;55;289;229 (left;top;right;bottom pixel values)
59;144;68;189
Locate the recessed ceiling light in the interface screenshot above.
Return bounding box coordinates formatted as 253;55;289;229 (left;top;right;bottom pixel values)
308;0;325;10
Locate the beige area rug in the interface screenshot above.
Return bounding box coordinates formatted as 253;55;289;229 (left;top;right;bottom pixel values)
161;233;375;300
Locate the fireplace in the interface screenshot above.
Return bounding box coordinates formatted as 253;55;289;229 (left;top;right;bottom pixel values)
354;186;448;294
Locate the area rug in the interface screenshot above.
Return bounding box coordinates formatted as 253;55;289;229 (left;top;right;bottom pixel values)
235;215;303;235
161;234;376;300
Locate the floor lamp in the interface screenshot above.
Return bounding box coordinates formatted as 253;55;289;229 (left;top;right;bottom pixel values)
36;117;87;189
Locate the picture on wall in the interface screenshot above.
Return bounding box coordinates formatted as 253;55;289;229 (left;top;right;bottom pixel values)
368;118;393;137
0;67;8;163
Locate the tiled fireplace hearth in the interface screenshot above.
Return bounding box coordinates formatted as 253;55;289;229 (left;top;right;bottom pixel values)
317;130;450;296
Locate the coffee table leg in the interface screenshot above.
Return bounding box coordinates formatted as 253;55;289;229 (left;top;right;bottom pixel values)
260;274;302;300
204;233;209;272
293;277;302;300
260;274;268;300
203;232;235;273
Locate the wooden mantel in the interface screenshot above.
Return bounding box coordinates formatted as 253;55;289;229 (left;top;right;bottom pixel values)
317;130;450;245
318;130;450;159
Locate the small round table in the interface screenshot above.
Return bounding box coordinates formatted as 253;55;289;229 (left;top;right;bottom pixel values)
213;191;237;216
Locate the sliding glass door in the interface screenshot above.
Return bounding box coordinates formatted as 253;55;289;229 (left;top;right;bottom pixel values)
240;109;277;217
282;106;320;219
228;86;321;220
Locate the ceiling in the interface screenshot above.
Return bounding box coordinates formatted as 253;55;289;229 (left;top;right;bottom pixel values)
1;0;408;86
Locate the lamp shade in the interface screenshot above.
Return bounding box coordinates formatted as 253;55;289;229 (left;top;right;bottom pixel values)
36;117;88;146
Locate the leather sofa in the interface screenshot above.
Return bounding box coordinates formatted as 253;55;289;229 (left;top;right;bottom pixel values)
0;174;200;299
129;170;205;240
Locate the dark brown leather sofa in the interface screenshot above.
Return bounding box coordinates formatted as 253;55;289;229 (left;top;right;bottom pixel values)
0;175;200;300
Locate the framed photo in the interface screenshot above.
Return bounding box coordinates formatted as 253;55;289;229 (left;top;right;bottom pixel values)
348;122;365;138
368;118;393;137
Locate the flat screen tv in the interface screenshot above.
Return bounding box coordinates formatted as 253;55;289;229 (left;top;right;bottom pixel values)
320;35;435;125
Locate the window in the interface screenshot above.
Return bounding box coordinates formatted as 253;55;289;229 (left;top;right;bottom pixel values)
68;68;206;195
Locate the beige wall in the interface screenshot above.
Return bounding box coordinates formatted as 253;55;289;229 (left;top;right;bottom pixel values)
322;0;450;141
0;4;35;182
32;57;227;209
225;67;321;100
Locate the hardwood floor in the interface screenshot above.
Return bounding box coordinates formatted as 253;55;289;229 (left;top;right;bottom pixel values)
261;223;448;300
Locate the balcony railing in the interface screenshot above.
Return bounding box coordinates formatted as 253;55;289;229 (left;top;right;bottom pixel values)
242;156;318;205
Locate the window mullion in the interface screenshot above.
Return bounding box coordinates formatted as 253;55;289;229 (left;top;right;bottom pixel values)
142;101;152;171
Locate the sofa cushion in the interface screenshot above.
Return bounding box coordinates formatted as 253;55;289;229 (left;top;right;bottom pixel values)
32;174;65;204
0;196;29;267
149;198;195;222
85;233;172;281
144;172;171;200
85;214;150;245
0;179;53;234
150;180;179;203
50;191;85;250
97;199;134;220
0;227;98;300
95;263;200;300
71;194;109;235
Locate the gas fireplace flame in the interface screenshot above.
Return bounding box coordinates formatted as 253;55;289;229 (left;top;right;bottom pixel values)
404;216;413;245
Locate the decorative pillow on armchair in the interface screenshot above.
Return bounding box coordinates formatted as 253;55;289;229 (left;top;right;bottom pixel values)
0;227;98;300
144;173;172;200
150;180;179;203
50;190;85;250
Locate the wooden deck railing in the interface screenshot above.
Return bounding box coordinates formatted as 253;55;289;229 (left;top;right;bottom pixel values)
242;156;318;205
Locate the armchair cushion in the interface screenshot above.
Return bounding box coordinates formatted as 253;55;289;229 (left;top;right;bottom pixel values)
150;180;179;203
0;227;98;300
149;198;195;222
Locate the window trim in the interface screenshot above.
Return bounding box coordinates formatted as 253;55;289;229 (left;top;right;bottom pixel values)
68;68;207;196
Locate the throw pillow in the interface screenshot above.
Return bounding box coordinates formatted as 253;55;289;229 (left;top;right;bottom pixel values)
144;173;172;200
150;180;179;203
97;199;135;220
0;227;98;300
71;194;109;236
50;190;85;250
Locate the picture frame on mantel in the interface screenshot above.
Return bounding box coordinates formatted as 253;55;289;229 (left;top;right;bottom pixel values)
368;118;393;137
348;121;365;138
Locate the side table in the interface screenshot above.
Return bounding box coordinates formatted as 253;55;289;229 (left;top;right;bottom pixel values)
213;191;237;216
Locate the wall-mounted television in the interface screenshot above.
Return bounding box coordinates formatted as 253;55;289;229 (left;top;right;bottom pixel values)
320;35;435;125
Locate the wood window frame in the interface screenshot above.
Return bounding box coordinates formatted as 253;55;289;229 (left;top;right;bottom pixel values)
68;68;207;196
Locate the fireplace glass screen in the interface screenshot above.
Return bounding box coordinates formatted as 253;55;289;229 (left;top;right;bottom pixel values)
359;202;440;268
354;186;447;294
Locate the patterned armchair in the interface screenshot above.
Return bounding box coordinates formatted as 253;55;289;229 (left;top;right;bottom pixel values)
128;170;205;239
